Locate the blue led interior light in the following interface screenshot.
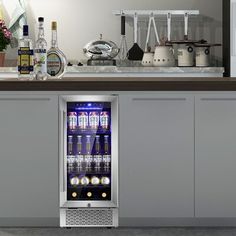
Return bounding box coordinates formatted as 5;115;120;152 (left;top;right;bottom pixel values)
75;107;103;110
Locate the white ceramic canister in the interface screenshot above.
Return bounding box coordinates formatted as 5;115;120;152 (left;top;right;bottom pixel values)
195;46;210;67
177;44;194;67
153;46;175;67
142;52;154;67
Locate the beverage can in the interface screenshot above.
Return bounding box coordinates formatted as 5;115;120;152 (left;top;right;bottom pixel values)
70;176;80;186
101;177;110;185
91;176;100;185
78;112;88;129
89;111;99;129
80;176;90;185
100;111;109;129
68;112;77;130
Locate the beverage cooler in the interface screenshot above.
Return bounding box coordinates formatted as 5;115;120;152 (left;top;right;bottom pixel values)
59;95;118;227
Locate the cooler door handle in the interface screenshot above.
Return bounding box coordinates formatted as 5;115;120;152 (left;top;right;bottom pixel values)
132;98;187;101
63;111;67;193
200;98;236;101
0;98;51;101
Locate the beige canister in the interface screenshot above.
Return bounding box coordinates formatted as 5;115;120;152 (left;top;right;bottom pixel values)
195;46;210;67
177;44;195;67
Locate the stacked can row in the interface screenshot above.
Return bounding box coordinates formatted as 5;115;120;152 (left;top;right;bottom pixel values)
69;176;110;187
68;111;110;130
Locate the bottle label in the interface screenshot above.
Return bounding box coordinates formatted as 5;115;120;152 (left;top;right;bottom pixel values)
35;49;47;73
47;53;62;76
18;47;34;74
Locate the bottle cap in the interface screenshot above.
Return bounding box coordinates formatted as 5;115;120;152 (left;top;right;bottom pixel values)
23;25;29;36
52;21;57;30
38;17;44;22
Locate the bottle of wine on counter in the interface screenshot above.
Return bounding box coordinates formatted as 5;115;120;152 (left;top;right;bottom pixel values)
35;17;48;80
47;21;67;79
18;25;34;80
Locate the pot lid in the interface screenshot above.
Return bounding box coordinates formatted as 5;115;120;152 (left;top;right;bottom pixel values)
168;39;199;44
194;43;222;47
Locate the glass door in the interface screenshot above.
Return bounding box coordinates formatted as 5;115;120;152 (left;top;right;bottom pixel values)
60;96;118;208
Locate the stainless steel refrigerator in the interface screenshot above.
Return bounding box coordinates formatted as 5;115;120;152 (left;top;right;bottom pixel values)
59;95;118;227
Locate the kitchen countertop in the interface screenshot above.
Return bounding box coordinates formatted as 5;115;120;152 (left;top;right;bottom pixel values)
0;66;224;79
0;66;234;91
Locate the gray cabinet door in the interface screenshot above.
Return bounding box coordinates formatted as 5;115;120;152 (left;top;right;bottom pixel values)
119;94;194;218
195;95;236;217
0;95;58;218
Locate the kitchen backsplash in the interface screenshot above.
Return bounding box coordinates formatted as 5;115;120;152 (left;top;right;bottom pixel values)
1;0;222;64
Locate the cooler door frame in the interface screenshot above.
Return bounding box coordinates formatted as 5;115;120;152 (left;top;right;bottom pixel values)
59;95;119;208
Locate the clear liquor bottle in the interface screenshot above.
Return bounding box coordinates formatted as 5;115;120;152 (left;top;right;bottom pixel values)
18;25;34;80
47;21;67;79
35;17;48;80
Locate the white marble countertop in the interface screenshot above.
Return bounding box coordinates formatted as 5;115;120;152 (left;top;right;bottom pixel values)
0;66;225;80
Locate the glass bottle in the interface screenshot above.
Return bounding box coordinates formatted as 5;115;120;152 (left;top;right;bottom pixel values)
103;135;111;168
84;135;92;169
67;135;75;168
68;135;73;155
75;135;84;169
77;135;82;155
35;17;48;80
47;21;67;79
94;135;102;169
18;25;34;80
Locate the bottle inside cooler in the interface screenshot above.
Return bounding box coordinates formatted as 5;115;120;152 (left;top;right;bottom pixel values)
66;102;112;201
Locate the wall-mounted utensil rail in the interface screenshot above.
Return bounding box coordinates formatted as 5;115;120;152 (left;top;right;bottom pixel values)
113;10;200;17
113;10;200;44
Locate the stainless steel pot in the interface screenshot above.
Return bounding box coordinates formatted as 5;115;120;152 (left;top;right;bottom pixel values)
83;34;119;60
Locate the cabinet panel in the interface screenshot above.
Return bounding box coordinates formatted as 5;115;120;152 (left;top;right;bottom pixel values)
119;94;194;218
0;95;58;218
195;95;236;217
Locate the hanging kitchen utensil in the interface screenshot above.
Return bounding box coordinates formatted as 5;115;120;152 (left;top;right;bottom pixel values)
127;12;144;61
184;12;189;40
168;13;199;67
142;13;160;67
169;13;198;44
119;12;128;61
167;13;171;42
144;13;160;51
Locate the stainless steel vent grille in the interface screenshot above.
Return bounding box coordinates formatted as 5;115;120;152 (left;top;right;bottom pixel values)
65;209;113;226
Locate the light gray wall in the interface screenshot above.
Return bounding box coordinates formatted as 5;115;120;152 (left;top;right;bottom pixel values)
2;0;222;64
